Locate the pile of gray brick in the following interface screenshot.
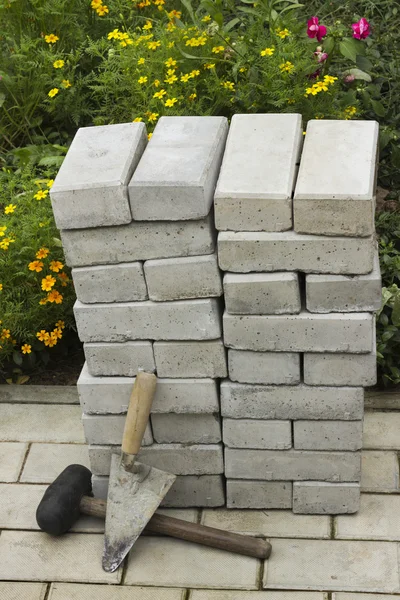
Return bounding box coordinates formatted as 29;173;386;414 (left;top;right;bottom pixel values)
215;114;381;513
51;117;230;507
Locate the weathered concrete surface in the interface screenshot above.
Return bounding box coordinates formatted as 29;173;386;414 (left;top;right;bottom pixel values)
224;273;301;315
72;262;148;303
228;350;300;385
84;341;155;377
293;481;360;514
154;341;227;378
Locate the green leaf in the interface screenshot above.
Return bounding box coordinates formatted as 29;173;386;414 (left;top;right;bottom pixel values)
392;293;400;326
344;68;371;82
224;17;240;32
339;38;365;62
391;145;400;169
237;6;260;16
180;0;196;22
356;55;373;71
370;99;386;117
13;351;23;366
0;93;5;108
323;37;335;54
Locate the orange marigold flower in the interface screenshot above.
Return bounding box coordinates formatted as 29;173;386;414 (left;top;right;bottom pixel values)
21;344;32;354
56;320;65;329
36;247;49;259
47;290;63;304
36;330;48;341
49;260;64;272
41;275;56;291
52;328;63;339
28;260;44;272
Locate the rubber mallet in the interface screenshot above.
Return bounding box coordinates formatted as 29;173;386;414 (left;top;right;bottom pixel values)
36;464;272;560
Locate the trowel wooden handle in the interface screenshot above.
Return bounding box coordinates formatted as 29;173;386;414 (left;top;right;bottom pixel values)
122;371;157;456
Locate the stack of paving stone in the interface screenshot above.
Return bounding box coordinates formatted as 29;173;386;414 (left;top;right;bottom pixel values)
215;114;381;514
50;116;229;507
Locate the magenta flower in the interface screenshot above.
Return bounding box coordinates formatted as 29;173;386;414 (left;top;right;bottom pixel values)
314;50;328;63
352;17;370;39
307;17;327;42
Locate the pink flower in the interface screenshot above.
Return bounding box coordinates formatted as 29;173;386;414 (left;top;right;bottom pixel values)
314;50;328;63
307;17;327;42
344;74;355;83
352;17;370;39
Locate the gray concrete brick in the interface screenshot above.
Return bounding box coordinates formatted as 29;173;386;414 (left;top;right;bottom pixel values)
223;419;292;449
82;414;153;446
224;273;301;315
129;116;228;220
221;381;363;420
0;385;78;404
89;443;224;476
225;449;361;482
294;120;378;237
293;481;360;514
50;122;146;229
306;252;381;313
153;341;227;378
361;451;399;493
214;114;302;232
0;404;85;443
74;298;221;342
49;583;185;600
264;538;399;592
0;582;47;600
72;262;147;303
61;215;215;267
226;480;292;509
192;593;326;600
294;421;363;451
84;341;155;377
21;443;89;483
333;595;400;600
223;311;374;353
0;442;28;482
336;494;400;541
363;411;400;450
78;367;219;414
304;345;377;387
151;413;221;444
228;350;300;385
218;231;375;275
144;254;222;301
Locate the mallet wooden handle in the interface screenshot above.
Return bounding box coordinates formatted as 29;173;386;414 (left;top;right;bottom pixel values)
79;496;271;560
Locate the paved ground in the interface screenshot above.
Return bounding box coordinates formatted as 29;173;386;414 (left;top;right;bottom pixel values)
0;386;399;599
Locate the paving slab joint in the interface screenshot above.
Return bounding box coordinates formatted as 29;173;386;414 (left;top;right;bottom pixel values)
43;583;51;600
17;443;31;482
330;516;336;539
256;556;265;590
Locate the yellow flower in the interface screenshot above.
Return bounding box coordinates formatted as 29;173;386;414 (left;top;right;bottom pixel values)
58;272;69;286
0;283;2;291
168;41;175;48
153;79;160;87
47;290;63;304
212;46;224;54
165;74;178;84
204;63;215;69
133;117;143;122
180;74;191;83
148;133;153;140
148;40;161;50
120;38;134;47
37;330;48;341
165;57;177;68
97;5;109;15
188;93;197;101
47;179;54;187
21;344;32;354
61;79;72;89
0;226;6;236
344;105;357;119
324;75;338;85
276;28;290;39
143;20;153;30
138;57;145;65
1;329;11;339
202;15;211;22
5;204;16;214
260;47;275;57
168;10;181;19
28;260;44;272
279;61;294;73
48;88;59;98
221;80;235;91
44;333;57;347
34;189;49;200
91;0;102;7
44;34;59;44
186;36;207;47
108;28;120;40
49;260;64;272
315;80;329;92
147;112;159;123
167;68;176;76
305;85;318;96
153;89;167;99
41;275;56;291
154;0;165;5
165;98;178;107
36;247;49;259
52;328;63;339
138;76;148;84
0;237;15;250
190;69;200;77
53;60;65;69
39;298;47;305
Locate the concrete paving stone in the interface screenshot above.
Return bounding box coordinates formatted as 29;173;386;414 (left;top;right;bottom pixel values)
223;311;374;353
263;538;399;592
74;298;221;342
224;273;301;315
228;350;300;385
79;368;219;414
61;214;215;267
84;341;155;377
214;113;302;232
0;385;78;404
0;442;28;482
49;584;185;599
50;122;147;229
129;116;228;220
125;536;258;589
293;481;360;515
21;443;89;483
223;419;292;449
226;480;292;509
333;595;400;600
304;346;377;387
0;531;121;583
89;443;224;476
364;389;400;410
225;449;361;482
72;262;148;303
221;382;363;420
151;413;221;444
363;412;400;449
154;341;227;378
361;451;399;493
202;508;330;538
294;120;378;237
191;593;327;600
0;582;47;600
0;404;85;443
306;253;381;313
218;231;375;275
82;414;152;446
144;254;222;301
335;493;400;540
294;420;363;451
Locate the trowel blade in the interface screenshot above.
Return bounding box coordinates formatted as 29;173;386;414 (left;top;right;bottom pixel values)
102;453;176;573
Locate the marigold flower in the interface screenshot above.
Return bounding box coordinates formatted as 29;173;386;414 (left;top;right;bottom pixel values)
307;17;327;42
221;81;235;91
165;74;178;84
188;93;197;101
138;76;148;84
37;330;48;341
44;34;59;44
41;275;56;291
153;89;167;99
0;284;2;291
47;179;54;187
344;105;357;119
147;112;159;123
36;247;49;259
0;226;6;237
352;17;370;40
204;63;215;69
39;298;48;305
52;328;63;339
56;320;65;329
133;117;143;122
212;46;224;54
97;5;109;15
276;28;290;39
49;260;64;272
5;204;16;214
148;40;161;50
168;41;175;48
60;79;71;89
181;74;190;83
58;272;69;286
21;344;32;354
1;329;11;339
202;15;211;22
260;47;274;56
165;57;177;68
190;69;200;77
28;260;44;272
53;60;65;69
143;20;153;30
168;10;181;19
34;189;49;200
48;88;59;98
91;0;102;7
138;57;145;65
44;334;57;347
165;98;178;107
315;80;329;91
108;29;120;40
0;237;15;250
280;61;294;73
324;75;338;84
47;290;63;304
153;79;161;87
186;36;207;47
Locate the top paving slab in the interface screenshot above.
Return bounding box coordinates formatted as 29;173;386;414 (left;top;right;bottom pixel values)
294;120;379;237
214;114;302;232
129;116;228;220
51;123;146;229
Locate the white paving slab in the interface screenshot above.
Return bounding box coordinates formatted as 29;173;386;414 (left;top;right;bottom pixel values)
49;583;185;599
21;443;89;483
335;494;400;540
202;509;330;538
0;385;78;404
0;442;28;481
333;595;400;600
263;538;400;592
192;593;327;600
361;451;399;493
0;531;120;583
0;582;47;600
125;537;259;589
0;404;84;443
363;412;400;449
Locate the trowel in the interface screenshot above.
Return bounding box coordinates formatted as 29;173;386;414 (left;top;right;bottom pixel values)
102;370;176;572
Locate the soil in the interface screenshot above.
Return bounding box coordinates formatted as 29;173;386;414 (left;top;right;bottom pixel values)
0;348;85;386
